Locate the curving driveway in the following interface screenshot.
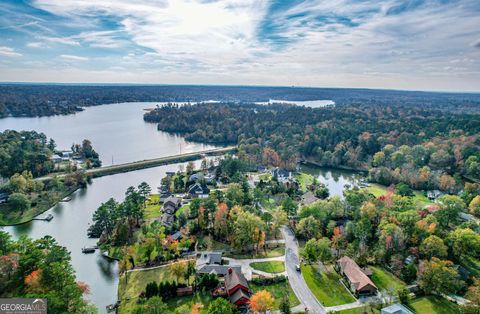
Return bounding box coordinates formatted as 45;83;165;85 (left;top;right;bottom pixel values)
281;226;326;314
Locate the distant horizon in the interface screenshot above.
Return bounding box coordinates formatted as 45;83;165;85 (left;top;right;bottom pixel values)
1;81;480;95
1;1;479;92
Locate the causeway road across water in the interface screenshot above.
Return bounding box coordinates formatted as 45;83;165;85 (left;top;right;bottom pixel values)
37;146;237;181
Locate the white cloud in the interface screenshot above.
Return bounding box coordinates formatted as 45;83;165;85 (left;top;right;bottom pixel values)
43;36;80;46
26;42;44;48
5;0;479;90
0;46;22;57
60;54;88;61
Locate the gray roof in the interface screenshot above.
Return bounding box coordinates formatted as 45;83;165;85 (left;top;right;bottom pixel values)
196;251;222;267
301;191;319;205
197;264;241;276
381;304;414;314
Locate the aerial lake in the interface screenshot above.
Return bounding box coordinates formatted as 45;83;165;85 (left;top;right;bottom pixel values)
0;102;356;313
0;102;216;166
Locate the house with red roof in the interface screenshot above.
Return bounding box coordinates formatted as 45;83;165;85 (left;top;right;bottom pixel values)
224;267;251;307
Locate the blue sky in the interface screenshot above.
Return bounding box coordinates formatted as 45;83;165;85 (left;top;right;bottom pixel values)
0;0;479;91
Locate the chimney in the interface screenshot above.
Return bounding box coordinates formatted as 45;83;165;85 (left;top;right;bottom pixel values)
228;267;233;274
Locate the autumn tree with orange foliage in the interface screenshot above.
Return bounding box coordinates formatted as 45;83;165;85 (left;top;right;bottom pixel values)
250;290;274;313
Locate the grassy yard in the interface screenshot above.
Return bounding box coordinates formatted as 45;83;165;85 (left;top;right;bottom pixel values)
250;261;285;273
250;280;300;309
370;266;406;292
144;194;161;220
334;307;380;314
117;261;195;314
302;264;356;307
365;184;432;207
294;172;315;191
176;203;190;217
410;296;461;314
365;184;388;197
225;244;285;259
196;235;232;251
460;256;480;277
0;186;76;225
165;291;213;312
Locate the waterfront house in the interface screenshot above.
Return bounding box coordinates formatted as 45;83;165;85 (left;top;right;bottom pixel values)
427;190;443;201
272;168;290;181
336;256;378;296
300;191;319;205
0;192;9;204
188;182;210;198
50;154;62;163
225;267;251;307
159;196;182;227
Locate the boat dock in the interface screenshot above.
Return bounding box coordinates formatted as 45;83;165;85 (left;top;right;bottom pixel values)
32;214;54;221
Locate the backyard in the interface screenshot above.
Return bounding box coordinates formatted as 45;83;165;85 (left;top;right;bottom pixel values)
250;280;300;309
302;264;356;306
370;266;407;292
117;261;196;314
410;296;461;314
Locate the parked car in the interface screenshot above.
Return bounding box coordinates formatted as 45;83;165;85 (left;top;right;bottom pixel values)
296;264;301;271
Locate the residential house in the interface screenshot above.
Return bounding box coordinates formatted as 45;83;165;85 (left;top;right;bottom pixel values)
427;190;443;201
0;192;9;204
195;251;241;276
159;196;182;227
61;150;73;158
188;182;210;198
272;168;290;182
336;256;378;296
224;267;251;307
381;304;414;314
50;154;62;163
300;191;319;205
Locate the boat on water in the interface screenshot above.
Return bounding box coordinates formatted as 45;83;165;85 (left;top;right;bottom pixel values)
60;196;72;202
81;246;96;254
44;214;54;221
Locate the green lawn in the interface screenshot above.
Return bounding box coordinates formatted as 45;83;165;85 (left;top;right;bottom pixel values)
302;264;356;306
370;266;407;292
225;244;285;259
196;235;232;251
117;261;195;314
0;186;77;225
410;296;461;314
460;256;480;277
334;307;380;314
165;291;213;312
144;194;161;220
294;172;315;191
365;184;388;197
176;203;190;217
250;261;285;273
250;280;300;309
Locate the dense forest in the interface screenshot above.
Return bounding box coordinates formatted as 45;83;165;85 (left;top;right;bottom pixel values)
144;102;480;191
1;84;480;117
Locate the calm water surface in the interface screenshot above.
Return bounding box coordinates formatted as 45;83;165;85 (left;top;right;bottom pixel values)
300;164;364;197
0;102;215;166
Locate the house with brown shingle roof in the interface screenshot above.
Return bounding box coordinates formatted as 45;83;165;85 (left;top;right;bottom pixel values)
224;267;251;307
336;256;378;296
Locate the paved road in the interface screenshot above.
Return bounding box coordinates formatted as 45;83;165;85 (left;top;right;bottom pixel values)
36;146;236;181
281;226;326;314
